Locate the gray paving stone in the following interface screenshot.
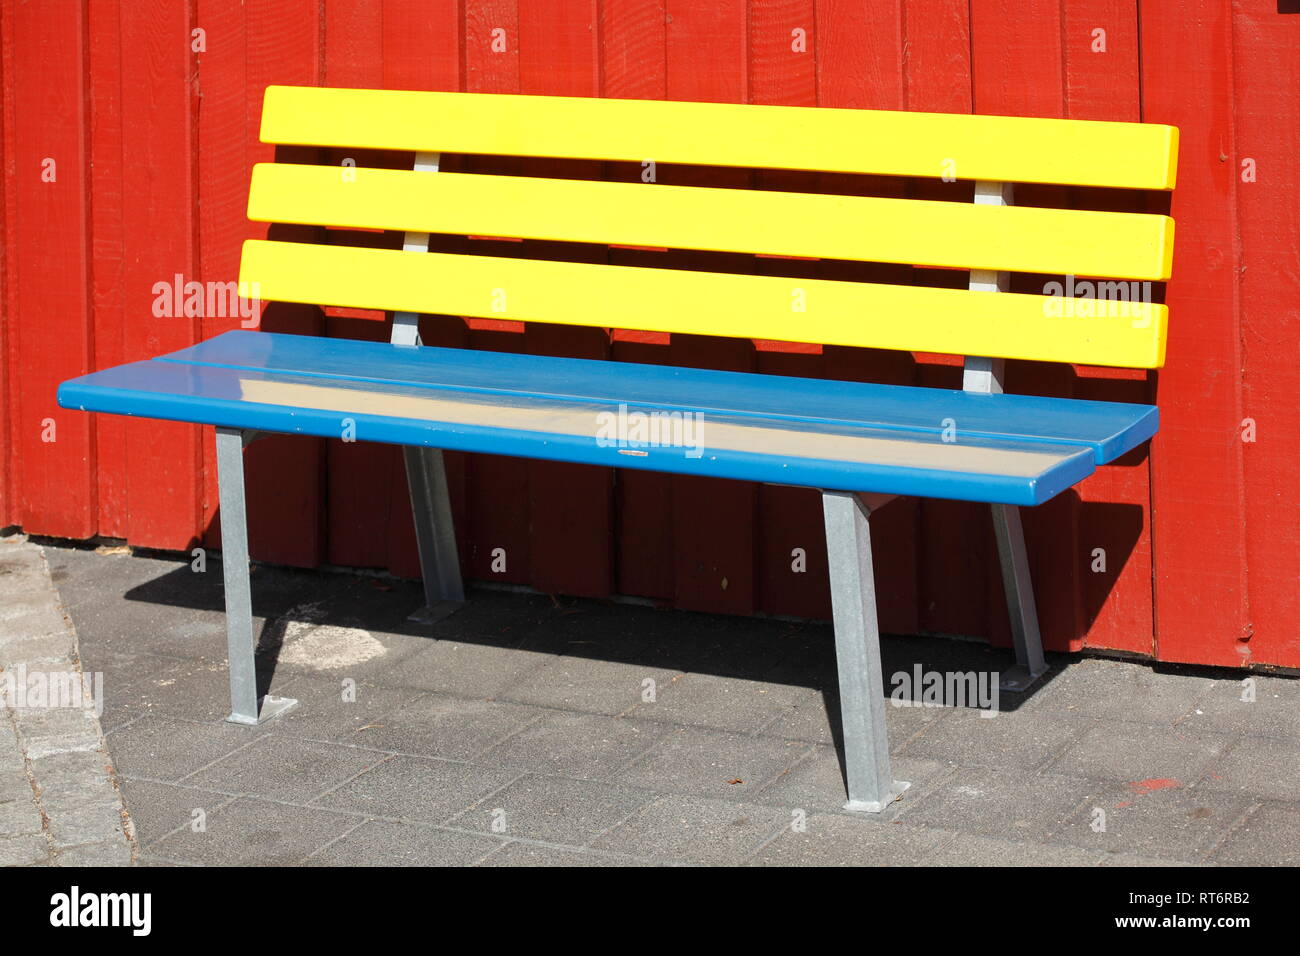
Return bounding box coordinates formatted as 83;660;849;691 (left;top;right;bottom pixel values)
749;814;947;866
184;734;387;803
1022;658;1215;724
311;754;520;824
0;721;25;772
27;749;117;812
1046;721;1235;787
753;745;951;816
901;707;1088;770
119;778;237;848
613;726;815;801
592;794;789;865
12;704;102;760
106;714;265;782
757;687;948;746
304;820;505;866
52;840;133;866
1208;802;1300;866
1047;782;1252;863
1176;675;1300;740
95;654;299;726
480;712;666;778
476;841;644;866
622;672;810;734
255;596;430;682
149;796;359;865
341;693;545;761
375;639;554;698
903;767;1099;842
133;854;196;867
921;831;1102;866
0;633;75;668
447;773;656;845
498;655;683;716
0;766;35;803
0;776;44;837
1194;735;1300;802
1098;853;1200;867
0;833;49;866
272;675;423;744
43;542;1300;869
46;799;129;850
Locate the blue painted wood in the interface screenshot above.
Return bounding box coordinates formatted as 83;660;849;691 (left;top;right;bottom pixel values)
163;332;1156;462
58;330;1149;507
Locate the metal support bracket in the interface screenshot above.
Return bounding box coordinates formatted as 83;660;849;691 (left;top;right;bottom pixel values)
963;180;1048;693
215;426;298;725
822;489;910;812
390;151;466;622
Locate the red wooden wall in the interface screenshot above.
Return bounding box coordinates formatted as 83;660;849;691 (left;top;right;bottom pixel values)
2;0;1296;669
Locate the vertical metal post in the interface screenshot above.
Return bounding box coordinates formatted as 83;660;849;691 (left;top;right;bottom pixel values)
964;180;1048;692
822;490;909;812
216;427;296;725
391;151;464;621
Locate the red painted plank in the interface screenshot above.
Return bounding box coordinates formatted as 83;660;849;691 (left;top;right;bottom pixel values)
195;0;249;560
810;0;920;635
462;1;532;587
382;0;463;92
86;0;127;540
466;0;519;94
0;0;15;529
320;0;395;571
900;0;986;642
1063;0;1141;121
1062;0;1155;657
902;0;971;114
663;1;756;616
117;1;203;550
603;0;672;600
749;2;822;621
601;0;667;100
380;0;468;583
518;1;614;599
971;0;1084;654
238;0;327;568
1141;0;1250;667
10;0;96;539
1230;0;1299;669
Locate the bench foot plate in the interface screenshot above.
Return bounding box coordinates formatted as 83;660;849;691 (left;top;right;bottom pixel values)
406;599;464;626
998;663;1049;694
226;694;298;726
843;780;910;814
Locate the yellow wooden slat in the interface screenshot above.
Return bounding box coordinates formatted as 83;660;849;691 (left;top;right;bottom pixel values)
237;240;1168;368
248;164;1175;280
260;86;1178;190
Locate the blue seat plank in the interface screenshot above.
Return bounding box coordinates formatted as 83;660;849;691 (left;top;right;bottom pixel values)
158;331;1157;464
58;331;1117;506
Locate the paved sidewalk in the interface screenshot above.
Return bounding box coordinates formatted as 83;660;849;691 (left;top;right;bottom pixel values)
29;542;1300;866
0;536;135;865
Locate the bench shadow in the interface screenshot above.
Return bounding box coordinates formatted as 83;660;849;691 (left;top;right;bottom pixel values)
119;548;1057;745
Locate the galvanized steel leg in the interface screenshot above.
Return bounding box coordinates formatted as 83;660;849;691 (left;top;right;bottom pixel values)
822;490;909;812
991;503;1048;692
215;427;296;725
961;181;1048;694
403;445;465;623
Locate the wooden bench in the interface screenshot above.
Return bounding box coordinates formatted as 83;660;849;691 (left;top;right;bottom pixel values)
58;86;1177;812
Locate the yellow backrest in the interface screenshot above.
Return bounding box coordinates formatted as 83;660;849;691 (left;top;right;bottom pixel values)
239;85;1178;369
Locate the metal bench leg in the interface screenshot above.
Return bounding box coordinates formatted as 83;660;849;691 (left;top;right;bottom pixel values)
991;503;1049;692
822;490;910;812
215;427;297;725
403;446;465;623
